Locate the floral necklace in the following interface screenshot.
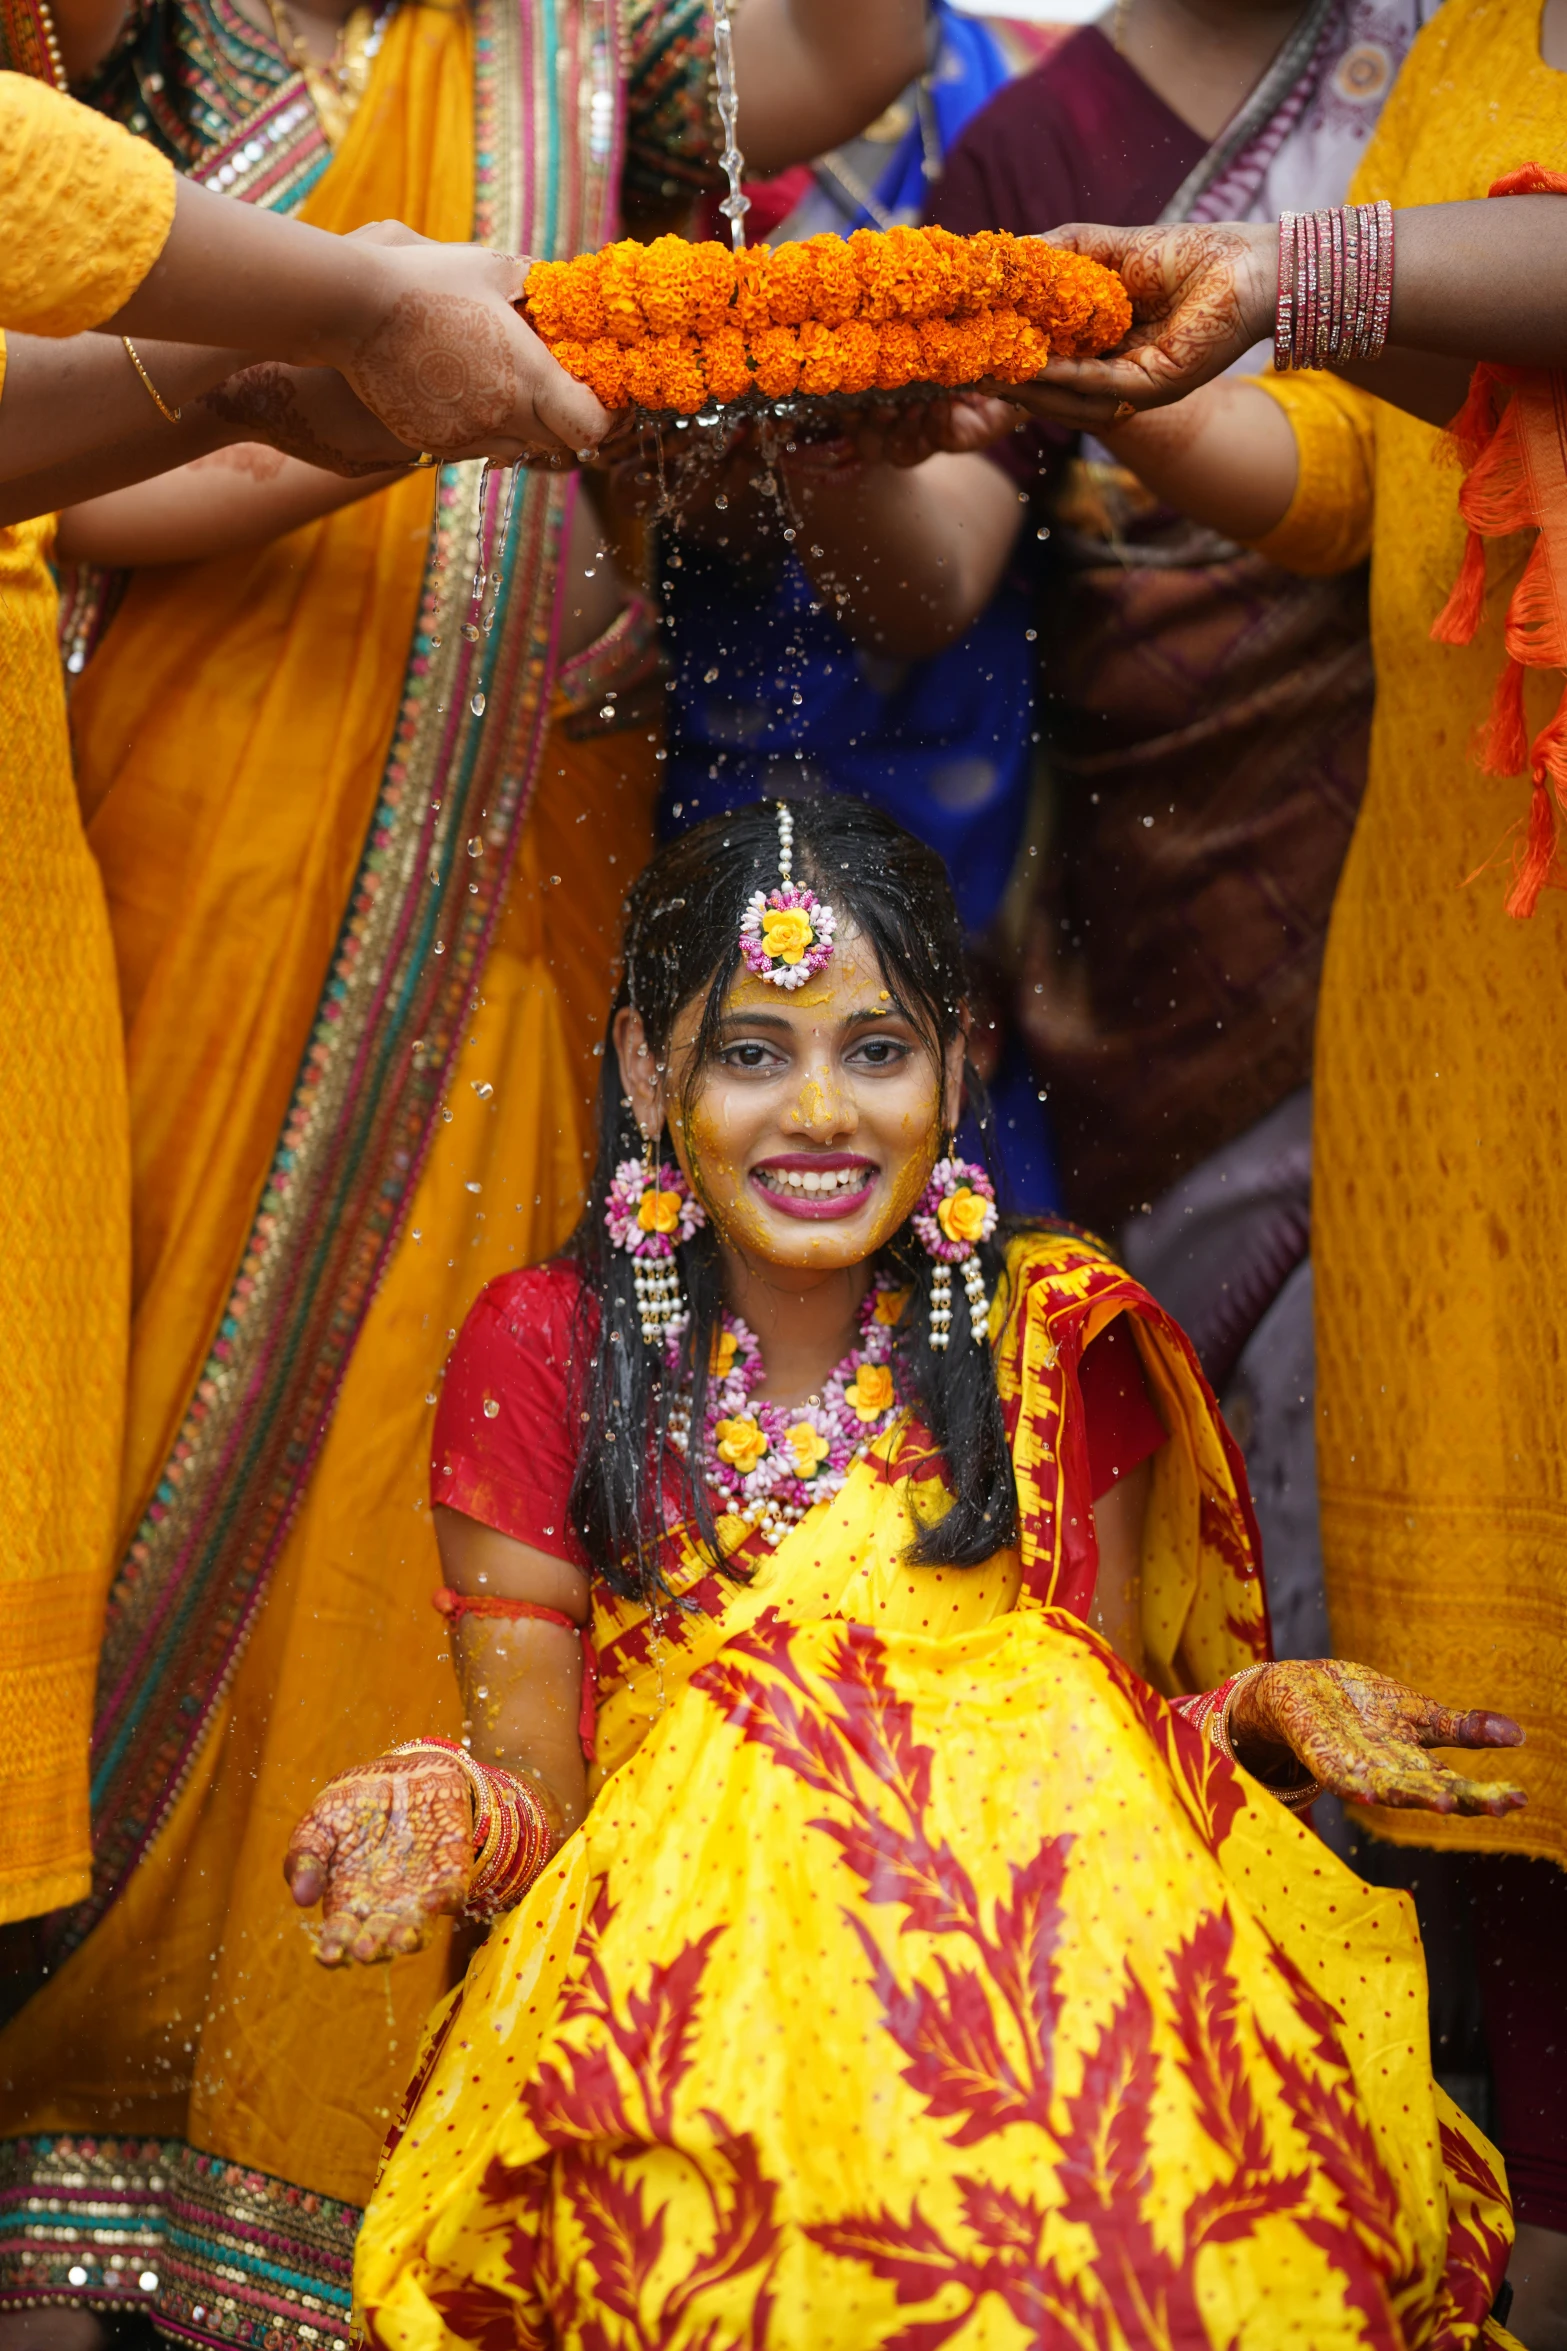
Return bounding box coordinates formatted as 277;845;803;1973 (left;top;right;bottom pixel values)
668;1281;907;1550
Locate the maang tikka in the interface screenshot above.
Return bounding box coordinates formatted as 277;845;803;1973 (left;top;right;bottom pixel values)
738;801;836;987
605;1128;705;1345
914;1155;999;1350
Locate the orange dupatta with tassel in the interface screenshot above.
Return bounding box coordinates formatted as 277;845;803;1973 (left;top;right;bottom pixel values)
1431;164;1567;915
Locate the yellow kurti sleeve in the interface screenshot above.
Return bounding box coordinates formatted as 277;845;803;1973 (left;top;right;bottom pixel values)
1246;370;1378;576
0;72;176;333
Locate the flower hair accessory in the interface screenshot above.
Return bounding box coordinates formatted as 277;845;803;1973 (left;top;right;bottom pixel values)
914;1156;998;1351
738;802;836;989
606;1148;705;1344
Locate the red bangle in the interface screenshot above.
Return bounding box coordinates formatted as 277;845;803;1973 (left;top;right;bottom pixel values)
1170;1670;1320;1810
1275;201;1393;373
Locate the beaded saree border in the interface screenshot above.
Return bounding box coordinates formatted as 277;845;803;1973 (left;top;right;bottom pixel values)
19;0;626;1985
0;2134;358;2351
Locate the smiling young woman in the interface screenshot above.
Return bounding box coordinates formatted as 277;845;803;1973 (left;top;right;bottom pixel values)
289;800;1526;2348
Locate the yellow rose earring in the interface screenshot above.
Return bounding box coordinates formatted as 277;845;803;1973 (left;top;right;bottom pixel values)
606;1130;706;1345
914;1154;999;1352
738;801;836;989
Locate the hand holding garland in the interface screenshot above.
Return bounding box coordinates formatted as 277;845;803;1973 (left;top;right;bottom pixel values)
1008;195;1567;436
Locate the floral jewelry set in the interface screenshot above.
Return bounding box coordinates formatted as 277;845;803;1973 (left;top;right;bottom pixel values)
606;804;998;1527
669;1282;907;1548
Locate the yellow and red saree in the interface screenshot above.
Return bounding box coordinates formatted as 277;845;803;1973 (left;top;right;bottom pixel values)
356;1233;1516;2351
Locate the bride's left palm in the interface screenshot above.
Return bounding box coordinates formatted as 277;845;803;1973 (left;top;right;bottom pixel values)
1234;1659;1527;1816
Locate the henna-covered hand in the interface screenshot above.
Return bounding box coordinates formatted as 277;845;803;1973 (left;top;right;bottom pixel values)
198;362;417;479
1230;1659;1526;1817
283;1750;473;1966
988;221;1279;431
339;247;609;464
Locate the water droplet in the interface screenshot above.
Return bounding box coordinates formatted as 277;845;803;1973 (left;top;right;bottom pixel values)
467;836;483;858
425;1393;438;1407
715;493;729;511
482;1397;501;1419
411;1228;423;1241
473;1080;494;1099
442;1107;454;1123
704;666;719;683
1036;525;1051;541
466;1180;481;1194
471;691;486;717
461;622;480;642
433;940;446;956
429;634;442;648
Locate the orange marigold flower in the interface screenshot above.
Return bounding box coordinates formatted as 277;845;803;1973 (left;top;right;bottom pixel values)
985;306;1028;380
597;244;645;345
557;338;631;408
734;246;773;333
657;333;708;415
965;231;1012;312
852;224;948;322
555;255;608;341
797;317;844;397
688;238;738;333
622;338;668;411
751;323;804;399
764;240;818;327
805;233;860;325
947;311;995;383
701;325;752;405
634;235;699;337
873;318;923;391
916;316;968;388
835;318;880;398
522;258;570;342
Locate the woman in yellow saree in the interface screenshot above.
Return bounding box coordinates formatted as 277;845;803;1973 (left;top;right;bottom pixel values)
0;2;924;2341
293;800;1526;2349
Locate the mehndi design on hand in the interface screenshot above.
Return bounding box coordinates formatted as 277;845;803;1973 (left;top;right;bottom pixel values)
1228;1657;1526;1817
283;1748;473;1966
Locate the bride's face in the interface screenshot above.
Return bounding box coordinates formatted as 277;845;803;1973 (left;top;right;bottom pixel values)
616;925;963;1276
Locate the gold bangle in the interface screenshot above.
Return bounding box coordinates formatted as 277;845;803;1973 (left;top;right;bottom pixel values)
1212;1665;1321;1809
121;335;181;425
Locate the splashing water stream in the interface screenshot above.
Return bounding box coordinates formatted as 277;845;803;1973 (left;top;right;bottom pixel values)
712;0;749;250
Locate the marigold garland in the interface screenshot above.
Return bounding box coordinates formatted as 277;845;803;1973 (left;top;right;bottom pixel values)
523;225;1131;417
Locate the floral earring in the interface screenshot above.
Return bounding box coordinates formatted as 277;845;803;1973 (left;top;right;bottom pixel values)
914;1154;998;1351
606;1129;706;1345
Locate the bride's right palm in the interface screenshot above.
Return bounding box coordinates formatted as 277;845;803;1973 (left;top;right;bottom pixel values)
284;1752;473;1967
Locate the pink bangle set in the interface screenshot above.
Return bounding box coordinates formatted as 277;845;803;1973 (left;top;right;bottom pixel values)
1274;199;1394;372
1171;1666;1321;1811
392;1735;555;1919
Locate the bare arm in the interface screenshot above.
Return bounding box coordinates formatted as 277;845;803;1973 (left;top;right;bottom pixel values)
1098;379;1302;545
0;330;252;482
730;0;926;179
14;361;417;556
432;1508;591;1837
282;1508;589;1966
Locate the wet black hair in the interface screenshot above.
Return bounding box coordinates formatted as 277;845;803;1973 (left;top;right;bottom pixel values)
565;794;1024;1601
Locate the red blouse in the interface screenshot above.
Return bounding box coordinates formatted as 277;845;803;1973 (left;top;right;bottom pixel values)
432;1262;1166;1567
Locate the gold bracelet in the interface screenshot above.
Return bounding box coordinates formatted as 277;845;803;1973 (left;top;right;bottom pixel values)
1212;1665;1322;1810
121;335;182;425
